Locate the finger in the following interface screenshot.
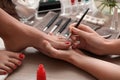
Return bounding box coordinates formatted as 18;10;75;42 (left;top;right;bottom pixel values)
77;24;95;33
70;23;93;32
69;23;77;32
72;41;80;49
71;27;89;38
71;35;77;41
71;35;81;41
72;43;78;49
70;23;95;33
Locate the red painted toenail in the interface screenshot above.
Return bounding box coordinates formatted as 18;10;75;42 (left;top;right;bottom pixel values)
14;65;17;69
3;72;7;74
18;61;21;65
65;42;70;44
19;54;25;59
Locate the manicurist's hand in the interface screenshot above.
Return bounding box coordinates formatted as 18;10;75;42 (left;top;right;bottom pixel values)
41;40;84;61
69;24;114;55
42;40;120;80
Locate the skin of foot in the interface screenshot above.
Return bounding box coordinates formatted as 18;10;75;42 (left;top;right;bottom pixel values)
0;8;71;52
2;24;71;52
0;50;25;75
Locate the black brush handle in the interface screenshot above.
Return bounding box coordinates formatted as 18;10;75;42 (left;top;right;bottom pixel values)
45;13;59;28
58;18;71;33
75;8;89;28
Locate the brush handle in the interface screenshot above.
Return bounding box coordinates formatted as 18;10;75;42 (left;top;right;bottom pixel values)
75;8;89;28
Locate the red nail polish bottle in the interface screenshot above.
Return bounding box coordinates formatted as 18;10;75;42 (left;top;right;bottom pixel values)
37;64;46;80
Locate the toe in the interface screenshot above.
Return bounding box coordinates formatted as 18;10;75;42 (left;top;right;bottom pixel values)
0;64;13;73
0;69;7;75
5;61;17;70
8;58;22;66
56;41;71;50
9;53;25;60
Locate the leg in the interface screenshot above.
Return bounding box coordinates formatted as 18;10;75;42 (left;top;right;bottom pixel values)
0;8;70;52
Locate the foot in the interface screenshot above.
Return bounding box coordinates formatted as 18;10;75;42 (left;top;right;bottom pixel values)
34;33;71;53
0;50;25;75
2;25;71;52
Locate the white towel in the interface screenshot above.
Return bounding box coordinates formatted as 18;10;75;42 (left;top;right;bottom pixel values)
0;39;8;80
0;74;8;80
12;0;40;19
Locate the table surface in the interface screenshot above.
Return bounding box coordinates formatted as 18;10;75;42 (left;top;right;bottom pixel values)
0;38;96;80
0;37;120;80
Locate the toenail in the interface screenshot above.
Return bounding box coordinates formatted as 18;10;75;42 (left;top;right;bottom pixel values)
3;72;7;74
19;54;25;59
9;70;13;73
18;61;21;65
49;32;52;35
65;41;70;44
14;65;17;69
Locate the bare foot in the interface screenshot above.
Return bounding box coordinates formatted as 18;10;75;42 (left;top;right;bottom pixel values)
0;50;25;75
2;25;71;52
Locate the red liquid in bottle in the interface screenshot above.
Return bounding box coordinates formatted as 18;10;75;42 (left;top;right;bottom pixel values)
37;64;46;80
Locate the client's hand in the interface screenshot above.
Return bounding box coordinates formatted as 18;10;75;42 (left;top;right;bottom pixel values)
70;24;112;55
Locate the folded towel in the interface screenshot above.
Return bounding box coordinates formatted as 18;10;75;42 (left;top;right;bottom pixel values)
12;0;40;19
0;74;8;80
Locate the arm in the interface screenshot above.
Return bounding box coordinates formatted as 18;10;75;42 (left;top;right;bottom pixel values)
70;24;120;55
68;52;120;80
44;40;120;80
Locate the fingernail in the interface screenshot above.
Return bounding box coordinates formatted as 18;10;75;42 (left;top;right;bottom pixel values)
19;54;25;59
